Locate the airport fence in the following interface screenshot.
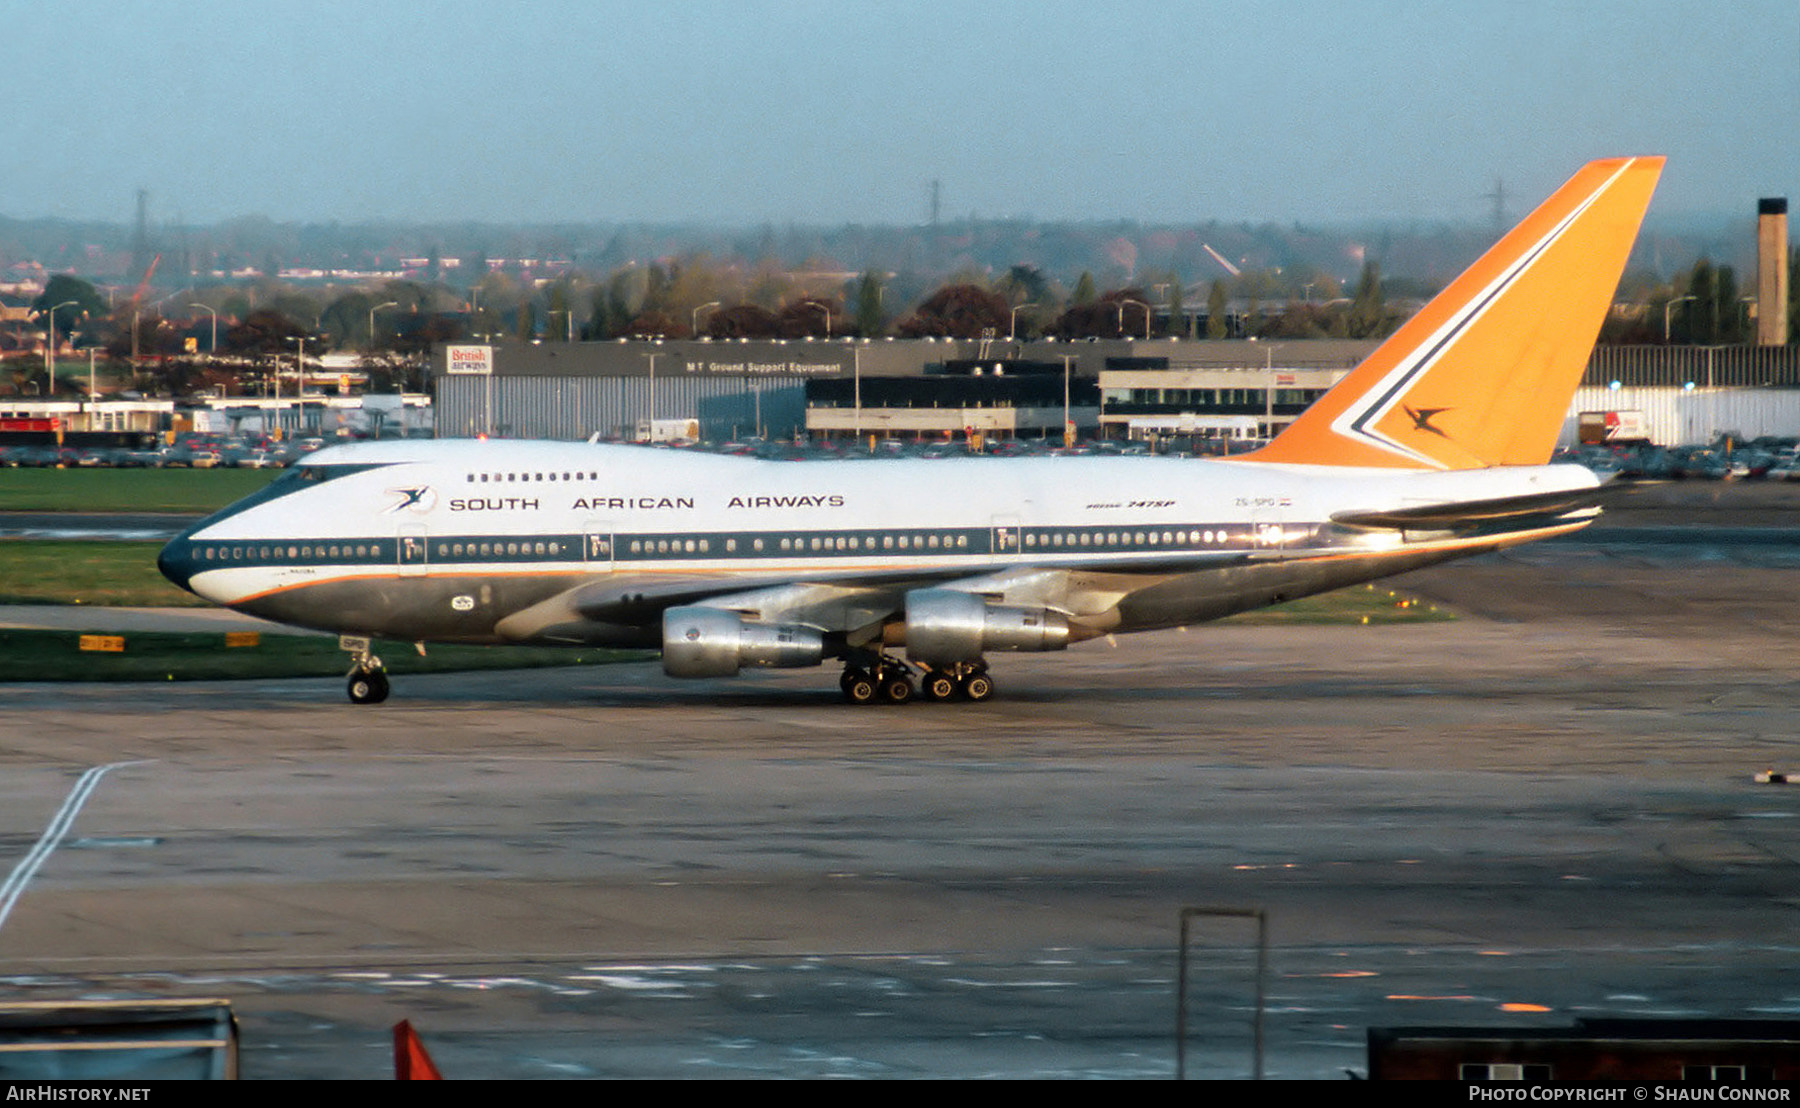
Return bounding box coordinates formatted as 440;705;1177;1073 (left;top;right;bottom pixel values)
1585;345;1800;389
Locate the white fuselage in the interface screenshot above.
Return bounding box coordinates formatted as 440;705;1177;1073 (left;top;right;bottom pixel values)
160;438;1598;644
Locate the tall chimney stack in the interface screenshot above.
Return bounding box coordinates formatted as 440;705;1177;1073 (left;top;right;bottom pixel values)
1757;198;1789;345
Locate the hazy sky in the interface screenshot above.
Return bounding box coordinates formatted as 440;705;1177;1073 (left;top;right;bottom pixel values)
12;0;1797;227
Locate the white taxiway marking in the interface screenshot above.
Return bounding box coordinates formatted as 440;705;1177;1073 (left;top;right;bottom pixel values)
0;761;145;932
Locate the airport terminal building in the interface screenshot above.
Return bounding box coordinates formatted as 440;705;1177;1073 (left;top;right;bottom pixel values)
431;337;1800;448
9;338;1799;451
431;338;1374;444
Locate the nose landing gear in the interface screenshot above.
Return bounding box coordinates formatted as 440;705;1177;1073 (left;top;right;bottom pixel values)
341;635;390;704
348;665;390;704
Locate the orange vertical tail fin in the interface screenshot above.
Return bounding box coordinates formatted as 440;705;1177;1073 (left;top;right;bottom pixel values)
1251;157;1664;470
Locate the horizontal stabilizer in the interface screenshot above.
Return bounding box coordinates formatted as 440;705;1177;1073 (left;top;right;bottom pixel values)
1331;487;1605;531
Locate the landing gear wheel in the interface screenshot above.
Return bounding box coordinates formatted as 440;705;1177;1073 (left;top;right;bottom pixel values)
879;673;915;704
841;671;878;704
921;672;958;701
347;667;390;705
959;671;994;703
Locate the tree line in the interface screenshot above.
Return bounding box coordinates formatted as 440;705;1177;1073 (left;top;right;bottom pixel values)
7;244;1794;399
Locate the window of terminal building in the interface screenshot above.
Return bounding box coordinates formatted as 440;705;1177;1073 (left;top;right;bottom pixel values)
1459;1063;1552;1081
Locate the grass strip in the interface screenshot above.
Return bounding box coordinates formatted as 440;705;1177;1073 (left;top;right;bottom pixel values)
0;628;646;683
0;468;279;513
0;541;203;607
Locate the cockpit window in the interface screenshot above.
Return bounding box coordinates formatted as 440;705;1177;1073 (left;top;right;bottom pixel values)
188;462;395;529
277;462;387;488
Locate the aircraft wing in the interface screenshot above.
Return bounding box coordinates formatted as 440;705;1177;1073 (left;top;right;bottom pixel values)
493;569;909;644
492;557;1235;645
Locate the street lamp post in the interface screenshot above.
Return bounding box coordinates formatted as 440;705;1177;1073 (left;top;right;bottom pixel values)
692;301;721;336
808;301;832;339
1664;296;1696;343
1120;298;1152;340
1009;304;1033;341
189;303;218;353
1264;343;1282;437
43;300;78;393
280;335;306;439
149;290;189;316
641;347;662;438
1061;354;1075;447
369;301;399;350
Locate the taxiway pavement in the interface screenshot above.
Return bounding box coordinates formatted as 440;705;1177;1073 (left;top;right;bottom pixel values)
0;487;1797;1078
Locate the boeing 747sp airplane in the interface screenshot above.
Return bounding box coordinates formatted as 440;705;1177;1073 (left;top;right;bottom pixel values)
159;157;1664;704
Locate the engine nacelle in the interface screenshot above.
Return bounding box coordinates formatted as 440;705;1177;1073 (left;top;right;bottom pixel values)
662;606;825;678
903;588;1070;665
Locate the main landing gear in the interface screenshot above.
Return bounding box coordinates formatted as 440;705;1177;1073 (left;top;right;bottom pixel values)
341;636;390;705
839;655;993;705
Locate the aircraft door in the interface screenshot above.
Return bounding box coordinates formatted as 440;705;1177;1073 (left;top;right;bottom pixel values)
583;521;615;570
397;524;429;576
990;505;1029;561
1248;499;1288;552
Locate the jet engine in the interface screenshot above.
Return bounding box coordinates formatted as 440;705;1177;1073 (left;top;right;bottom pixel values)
903;588;1070;665
662;606;826;678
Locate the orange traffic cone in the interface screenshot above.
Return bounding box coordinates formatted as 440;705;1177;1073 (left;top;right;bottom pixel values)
394;1019;443;1080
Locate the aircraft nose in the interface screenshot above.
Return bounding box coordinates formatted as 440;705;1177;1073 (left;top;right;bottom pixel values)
157;528;198;594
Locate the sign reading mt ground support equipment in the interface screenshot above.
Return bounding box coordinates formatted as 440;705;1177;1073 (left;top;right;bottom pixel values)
445;345;493;375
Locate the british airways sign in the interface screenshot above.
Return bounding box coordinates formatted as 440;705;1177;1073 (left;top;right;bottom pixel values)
445;345;493;375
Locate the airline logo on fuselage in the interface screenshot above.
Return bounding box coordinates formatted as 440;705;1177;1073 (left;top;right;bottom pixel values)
387;486;438;513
